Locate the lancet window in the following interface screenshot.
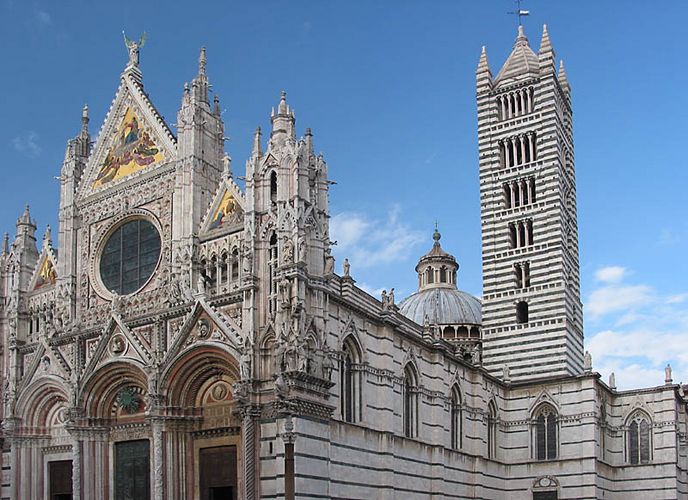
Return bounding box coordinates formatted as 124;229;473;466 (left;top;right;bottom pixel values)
450;386;462;449
533;405;558;460
340;336;362;423
403;365;419;438
627;411;651;465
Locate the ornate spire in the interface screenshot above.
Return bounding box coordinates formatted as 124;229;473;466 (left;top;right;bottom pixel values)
198;46;207;77
539;24;552;54
252;127;263;157
305;127;313;155
81;104;89;133
213;94;221;116
270;91;296;147
278;90;288;115
17;204;33;226
2;233;8;254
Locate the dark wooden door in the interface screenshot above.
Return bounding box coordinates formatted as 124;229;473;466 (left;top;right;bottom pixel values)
114;440;150;500
533;492;558;500
49;460;73;500
199;446;237;500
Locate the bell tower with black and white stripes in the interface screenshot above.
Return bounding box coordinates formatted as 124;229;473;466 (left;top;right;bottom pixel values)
477;25;583;381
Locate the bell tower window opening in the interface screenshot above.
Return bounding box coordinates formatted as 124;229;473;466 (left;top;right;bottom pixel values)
426;267;434;284
516;301;529;324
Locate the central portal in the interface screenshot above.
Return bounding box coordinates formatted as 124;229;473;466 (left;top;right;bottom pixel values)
199;445;238;500
114;440;150;500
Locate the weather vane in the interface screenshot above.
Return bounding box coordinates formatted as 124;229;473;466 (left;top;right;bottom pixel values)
507;0;530;26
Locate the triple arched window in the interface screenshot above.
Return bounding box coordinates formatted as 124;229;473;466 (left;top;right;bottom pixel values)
627;411;651;465
403;365;419;438
533;405;558;460
340;337;362;423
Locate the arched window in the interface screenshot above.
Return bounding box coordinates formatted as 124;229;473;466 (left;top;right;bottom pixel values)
487;401;497;458
439;266;447;283
260;334;275;379
270;171;278;205
426;267;434;284
219;252;228;284
450;386;462;449
403;365;419;438
533;405;558;460
340;337;361;423
516;301;529;324
627;411;651;464
231;248;239;281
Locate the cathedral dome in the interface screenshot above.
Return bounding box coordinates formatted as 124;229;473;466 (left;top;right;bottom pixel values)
399;287;481;326
398;229;482;330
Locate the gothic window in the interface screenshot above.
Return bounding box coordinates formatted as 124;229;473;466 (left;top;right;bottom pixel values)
209;254;218;285
268;233;278;316
533;405;558;460
340;336;361;423
99;218;161;295
270;171;278;205
219;252;228;284
450;386;462;449
627;412;651;464
487;401;497;459
516;301;529;324
230;248;239;281
403;365;419;438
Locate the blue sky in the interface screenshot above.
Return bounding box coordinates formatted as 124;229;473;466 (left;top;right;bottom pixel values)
1;0;687;389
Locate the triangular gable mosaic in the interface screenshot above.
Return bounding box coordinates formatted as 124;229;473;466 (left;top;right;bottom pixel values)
92;106;164;189
78;71;176;197
29;245;58;291
200;177;246;234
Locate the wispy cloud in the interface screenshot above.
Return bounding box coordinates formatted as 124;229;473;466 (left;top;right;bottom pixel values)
586;283;652;319
585;265;688;389
330;205;425;270
12;131;41;158
34;7;51;26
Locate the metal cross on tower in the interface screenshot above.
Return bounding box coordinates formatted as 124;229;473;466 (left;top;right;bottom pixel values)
507;0;530;26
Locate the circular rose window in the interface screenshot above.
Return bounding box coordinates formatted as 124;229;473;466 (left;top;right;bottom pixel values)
99;218;161;295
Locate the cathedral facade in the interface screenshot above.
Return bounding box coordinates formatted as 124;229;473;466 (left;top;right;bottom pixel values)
0;25;687;500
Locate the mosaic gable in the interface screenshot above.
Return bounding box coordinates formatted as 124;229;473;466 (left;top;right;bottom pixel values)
92;107;164;189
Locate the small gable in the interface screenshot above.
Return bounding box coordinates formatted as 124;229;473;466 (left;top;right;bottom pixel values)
92;106;165;189
200;178;245;235
29;245;58;292
34;256;57;289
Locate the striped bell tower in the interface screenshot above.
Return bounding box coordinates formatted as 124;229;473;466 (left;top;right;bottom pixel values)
477;25;584;381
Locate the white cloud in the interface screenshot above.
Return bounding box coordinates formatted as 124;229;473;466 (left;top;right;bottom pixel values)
330;205;425;270
586;284;652;319
585;265;688;389
12;131;41;158
594;265;626;283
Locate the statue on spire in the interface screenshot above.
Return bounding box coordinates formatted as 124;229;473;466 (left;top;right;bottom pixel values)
122;31;146;67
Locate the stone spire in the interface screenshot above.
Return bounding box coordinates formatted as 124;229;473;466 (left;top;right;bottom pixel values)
304;128;313;155
192;46;210;104
252;127;263;158
558;60;570;93
2;233;8;255
270;91;296;149
476;46;493;89
538;24;556;74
